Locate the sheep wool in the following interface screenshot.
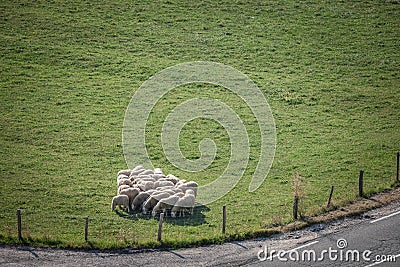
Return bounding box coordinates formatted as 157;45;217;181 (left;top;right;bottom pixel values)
118;178;131;187
171;192;196;218
113;166;198;217
119;187;140;207
111;195;130;212
152;194;180;217
117;184;130;195
142;191;170;214
118;170;131;177
131;191;153;211
154;180;174;188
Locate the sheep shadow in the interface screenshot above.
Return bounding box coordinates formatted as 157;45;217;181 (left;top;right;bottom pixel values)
115;204;210;226
114;210;145;221
156;204;210;226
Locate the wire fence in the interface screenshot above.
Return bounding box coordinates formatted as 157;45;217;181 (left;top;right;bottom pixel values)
5;152;400;247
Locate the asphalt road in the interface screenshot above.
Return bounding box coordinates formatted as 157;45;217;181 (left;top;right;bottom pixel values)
247;210;400;267
1;202;399;267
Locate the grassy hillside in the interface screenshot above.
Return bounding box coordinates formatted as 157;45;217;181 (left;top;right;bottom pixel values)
0;0;399;249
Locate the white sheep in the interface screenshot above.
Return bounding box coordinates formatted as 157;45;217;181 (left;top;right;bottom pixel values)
142;191;170;214
136;174;153;178
111;195;130;212
151;173;165;180
171;192;196;217
157;177;175;184
154;180;174;188
130;165;145;176
131;190;154;211
185;189;195;196
137;180;155;191
184;181;198;196
156;189;176;196
165;174;180;184
140;169;154;176
130;170;144;177
117;174;129;180
119;187;140;207
175;192;185;198
171;187;183;194
156;185;175;191
118;178;131;187
114;168;198;217
117;184;130;194
154;168;163;175
130;184;140;190
177;181;198;196
118;170;131;177
132;165;144;172
185;181;198;188
176;179;187;186
133;177;156;184
151;193;182;217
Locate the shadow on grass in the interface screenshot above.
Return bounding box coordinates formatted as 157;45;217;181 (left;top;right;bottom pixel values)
116;204;210;226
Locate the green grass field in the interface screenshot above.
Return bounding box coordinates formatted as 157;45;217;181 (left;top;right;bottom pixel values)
1;0;399;249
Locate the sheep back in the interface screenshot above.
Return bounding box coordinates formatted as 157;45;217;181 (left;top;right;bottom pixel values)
111;195;130;212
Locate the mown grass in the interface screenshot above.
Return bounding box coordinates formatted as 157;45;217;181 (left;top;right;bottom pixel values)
0;0;399;249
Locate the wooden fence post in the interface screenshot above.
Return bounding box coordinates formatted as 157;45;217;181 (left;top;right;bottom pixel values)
16;209;22;240
158;213;164;242
327;185;334;207
222;205;226;234
293;196;299;220
396;152;399;183
359;170;364;197
85;217;89;242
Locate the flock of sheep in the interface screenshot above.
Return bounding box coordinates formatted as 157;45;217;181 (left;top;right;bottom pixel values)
111;165;198;217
